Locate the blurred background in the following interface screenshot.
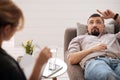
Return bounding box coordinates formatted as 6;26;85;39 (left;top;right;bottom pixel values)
13;0;120;48
3;0;120;57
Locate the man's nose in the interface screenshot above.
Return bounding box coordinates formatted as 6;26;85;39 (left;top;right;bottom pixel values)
93;23;97;26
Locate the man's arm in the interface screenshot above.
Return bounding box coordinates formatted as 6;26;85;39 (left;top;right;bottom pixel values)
97;9;120;34
68;48;92;64
97;9;120;24
68;43;107;65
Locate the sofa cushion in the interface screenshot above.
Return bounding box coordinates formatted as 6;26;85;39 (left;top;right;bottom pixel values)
77;22;115;36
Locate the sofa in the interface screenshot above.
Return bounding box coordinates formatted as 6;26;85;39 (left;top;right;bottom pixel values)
64;21;119;80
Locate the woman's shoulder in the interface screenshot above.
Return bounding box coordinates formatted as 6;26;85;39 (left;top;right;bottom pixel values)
0;48;26;80
0;48;17;67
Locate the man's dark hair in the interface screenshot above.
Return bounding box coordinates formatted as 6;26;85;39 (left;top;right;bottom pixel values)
88;13;104;23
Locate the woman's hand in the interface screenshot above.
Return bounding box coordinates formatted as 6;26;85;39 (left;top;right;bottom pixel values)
37;47;52;65
29;47;52;80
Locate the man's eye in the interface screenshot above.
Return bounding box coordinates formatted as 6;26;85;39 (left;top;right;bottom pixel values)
89;22;93;24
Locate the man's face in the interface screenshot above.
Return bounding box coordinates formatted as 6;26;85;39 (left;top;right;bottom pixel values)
87;17;105;36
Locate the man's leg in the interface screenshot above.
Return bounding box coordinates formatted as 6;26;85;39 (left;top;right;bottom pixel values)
114;63;120;77
85;59;118;80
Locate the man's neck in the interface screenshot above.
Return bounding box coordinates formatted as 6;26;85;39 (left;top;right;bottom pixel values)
88;31;105;37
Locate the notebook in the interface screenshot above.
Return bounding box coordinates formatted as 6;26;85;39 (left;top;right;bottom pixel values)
42;63;63;78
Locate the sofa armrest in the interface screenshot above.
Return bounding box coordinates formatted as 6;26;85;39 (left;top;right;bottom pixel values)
64;27;85;80
64;27;77;54
64;51;85;80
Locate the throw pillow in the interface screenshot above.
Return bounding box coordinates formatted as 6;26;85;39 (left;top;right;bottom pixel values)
77;22;115;36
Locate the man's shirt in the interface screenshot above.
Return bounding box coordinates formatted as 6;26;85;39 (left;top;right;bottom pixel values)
68;31;120;69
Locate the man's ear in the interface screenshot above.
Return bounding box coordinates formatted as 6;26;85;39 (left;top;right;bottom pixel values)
104;24;105;28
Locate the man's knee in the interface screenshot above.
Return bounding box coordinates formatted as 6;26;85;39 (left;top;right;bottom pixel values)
99;71;117;80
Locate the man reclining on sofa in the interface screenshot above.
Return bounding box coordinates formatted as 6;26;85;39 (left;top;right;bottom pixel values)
67;9;120;80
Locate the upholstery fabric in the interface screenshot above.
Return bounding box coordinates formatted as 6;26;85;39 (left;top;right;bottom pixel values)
64;28;85;80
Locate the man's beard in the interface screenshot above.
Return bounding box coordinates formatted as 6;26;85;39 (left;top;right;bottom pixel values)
90;27;100;36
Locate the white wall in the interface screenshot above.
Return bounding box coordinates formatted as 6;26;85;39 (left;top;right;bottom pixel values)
14;0;120;48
